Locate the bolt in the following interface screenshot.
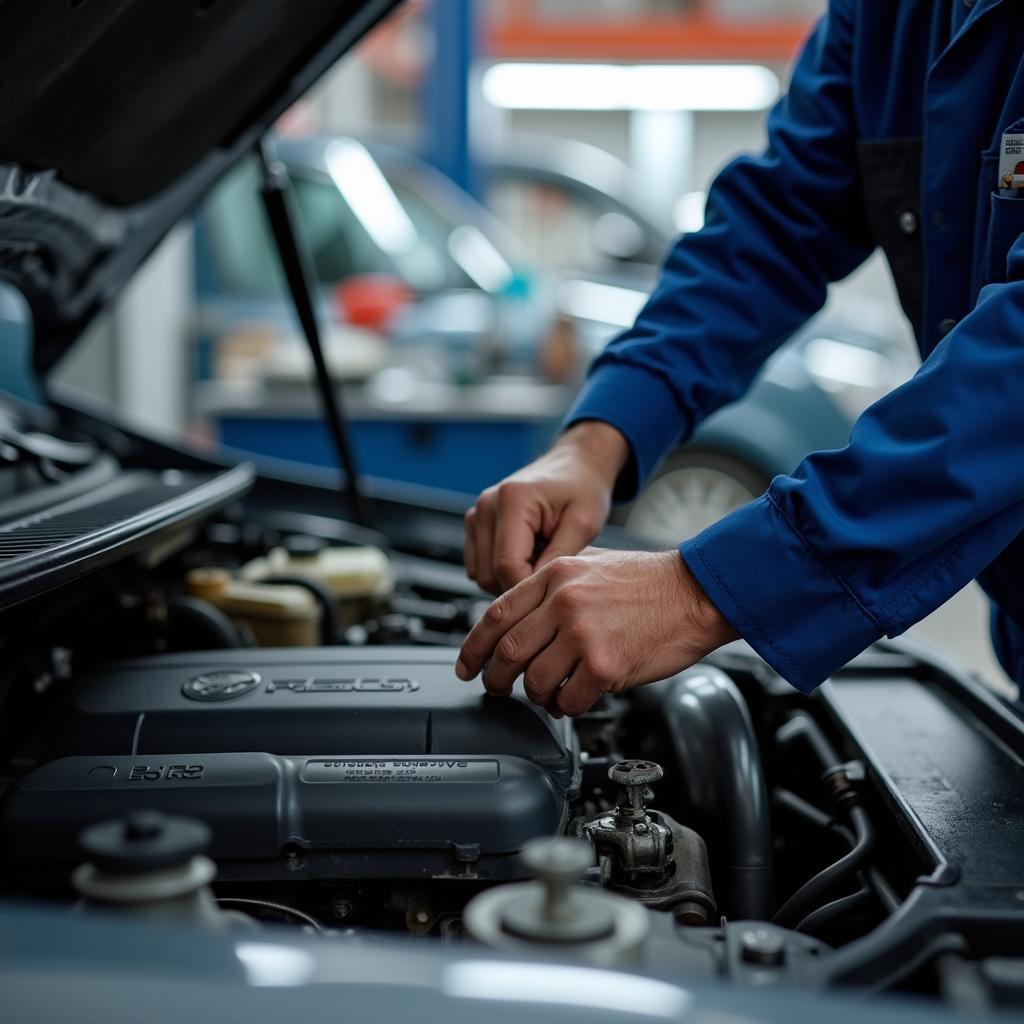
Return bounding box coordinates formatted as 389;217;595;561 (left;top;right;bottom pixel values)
740;926;786;967
673;900;710;927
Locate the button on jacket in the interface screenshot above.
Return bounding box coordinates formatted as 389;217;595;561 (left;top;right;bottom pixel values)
564;0;1024;692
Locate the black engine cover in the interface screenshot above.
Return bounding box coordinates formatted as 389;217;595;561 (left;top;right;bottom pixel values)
5;648;578;880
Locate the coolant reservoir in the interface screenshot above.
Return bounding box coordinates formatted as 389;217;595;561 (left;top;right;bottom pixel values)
187;568;321;647
240;537;394;626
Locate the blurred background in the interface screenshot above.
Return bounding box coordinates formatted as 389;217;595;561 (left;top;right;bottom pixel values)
3;0;1008;692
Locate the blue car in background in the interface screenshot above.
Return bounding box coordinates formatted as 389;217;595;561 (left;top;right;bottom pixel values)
193;136;917;537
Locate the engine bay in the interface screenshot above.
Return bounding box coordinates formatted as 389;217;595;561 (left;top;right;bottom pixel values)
0;445;1023;1013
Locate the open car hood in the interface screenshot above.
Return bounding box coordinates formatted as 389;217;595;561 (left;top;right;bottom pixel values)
0;0;402;374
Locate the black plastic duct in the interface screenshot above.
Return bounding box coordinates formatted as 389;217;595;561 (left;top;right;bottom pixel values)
634;665;774;920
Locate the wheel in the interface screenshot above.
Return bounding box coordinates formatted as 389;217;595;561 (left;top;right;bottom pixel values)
621;449;769;545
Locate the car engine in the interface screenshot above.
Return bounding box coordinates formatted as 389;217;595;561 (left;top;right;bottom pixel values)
0;433;1023;1014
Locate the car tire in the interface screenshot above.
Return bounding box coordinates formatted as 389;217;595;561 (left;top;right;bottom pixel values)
616;448;770;546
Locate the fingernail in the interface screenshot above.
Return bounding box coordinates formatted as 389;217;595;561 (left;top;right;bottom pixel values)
455;658;470;680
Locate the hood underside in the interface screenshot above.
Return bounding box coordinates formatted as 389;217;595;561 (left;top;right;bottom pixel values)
0;0;402;371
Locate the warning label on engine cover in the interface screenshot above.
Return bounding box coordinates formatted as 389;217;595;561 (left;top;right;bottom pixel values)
301;759;500;783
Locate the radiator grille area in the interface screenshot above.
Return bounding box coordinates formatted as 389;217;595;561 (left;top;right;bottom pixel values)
0;478;196;561
0;463;253;607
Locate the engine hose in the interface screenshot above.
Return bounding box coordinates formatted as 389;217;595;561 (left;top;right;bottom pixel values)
262;574;340;645
796;886;874;937
634;665;774;920
165;595;247;649
774;788;897;923
772;787;833;831
775;711;841;772
867;867;901;914
772;804;874;928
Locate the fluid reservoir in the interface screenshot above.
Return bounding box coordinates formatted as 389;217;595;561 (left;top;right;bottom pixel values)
240;536;395;626
187;568;321;646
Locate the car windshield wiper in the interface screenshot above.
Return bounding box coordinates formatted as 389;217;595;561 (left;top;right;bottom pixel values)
255;137;372;530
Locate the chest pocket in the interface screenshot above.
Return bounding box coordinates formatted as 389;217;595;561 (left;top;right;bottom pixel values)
856;138;924;339
976;150;1024;294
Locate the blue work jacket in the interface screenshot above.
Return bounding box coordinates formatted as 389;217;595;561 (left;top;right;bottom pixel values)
565;0;1024;693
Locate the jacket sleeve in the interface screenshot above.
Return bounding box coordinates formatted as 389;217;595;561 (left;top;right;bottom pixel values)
682;240;1024;692
564;0;873;498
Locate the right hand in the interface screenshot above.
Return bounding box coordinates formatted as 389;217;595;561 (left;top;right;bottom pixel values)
464;421;630;594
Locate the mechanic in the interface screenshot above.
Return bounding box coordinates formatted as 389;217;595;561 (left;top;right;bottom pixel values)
456;1;1024;716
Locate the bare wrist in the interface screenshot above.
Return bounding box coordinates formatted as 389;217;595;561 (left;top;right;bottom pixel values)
557;421;630;485
675;554;739;650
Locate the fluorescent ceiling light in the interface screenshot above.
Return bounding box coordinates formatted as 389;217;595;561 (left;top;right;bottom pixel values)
482;62;780;112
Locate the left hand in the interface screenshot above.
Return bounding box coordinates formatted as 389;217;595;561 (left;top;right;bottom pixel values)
455;548;739;717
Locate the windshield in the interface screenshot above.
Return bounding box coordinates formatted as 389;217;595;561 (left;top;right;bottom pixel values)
201;144;513;298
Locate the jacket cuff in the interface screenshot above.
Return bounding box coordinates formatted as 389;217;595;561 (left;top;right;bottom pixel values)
679;493;884;693
563;362;690;502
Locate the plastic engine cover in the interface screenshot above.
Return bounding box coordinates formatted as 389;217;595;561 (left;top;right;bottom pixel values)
5;648;577;880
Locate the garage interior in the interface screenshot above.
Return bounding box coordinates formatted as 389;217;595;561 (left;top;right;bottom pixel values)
10;0;1000;695
2;2;1024;1019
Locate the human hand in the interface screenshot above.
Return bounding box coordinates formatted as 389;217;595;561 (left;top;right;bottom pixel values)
463;421;629;595
456;547;738;716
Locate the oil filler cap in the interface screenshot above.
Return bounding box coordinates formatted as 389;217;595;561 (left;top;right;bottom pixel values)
501;839;615;943
80;810;210;873
464;838;651;965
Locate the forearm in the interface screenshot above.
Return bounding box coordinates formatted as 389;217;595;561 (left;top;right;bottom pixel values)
684;266;1024;692
566;0;871;500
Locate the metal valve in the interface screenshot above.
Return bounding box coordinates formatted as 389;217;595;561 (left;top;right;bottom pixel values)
584;759;716;925
609;759;663;821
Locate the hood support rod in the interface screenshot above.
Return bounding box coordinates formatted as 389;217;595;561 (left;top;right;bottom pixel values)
255;138;371;528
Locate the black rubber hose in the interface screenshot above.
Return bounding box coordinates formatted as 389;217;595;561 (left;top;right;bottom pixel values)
867;867;901;915
165;595;247;649
796;886;874;937
262;574;340;645
773;787;857;847
634;665;774;920
773;804;874;928
775;711;842;771
775;788;897;924
772;787;834;831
